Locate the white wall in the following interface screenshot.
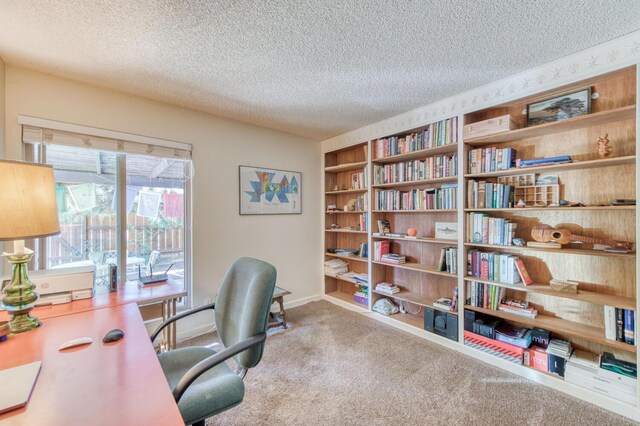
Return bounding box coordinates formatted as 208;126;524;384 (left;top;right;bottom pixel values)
4;67;323;337
0;57;5;276
0;56;5;159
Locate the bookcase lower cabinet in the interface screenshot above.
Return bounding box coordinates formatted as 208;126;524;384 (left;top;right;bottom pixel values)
322;66;639;419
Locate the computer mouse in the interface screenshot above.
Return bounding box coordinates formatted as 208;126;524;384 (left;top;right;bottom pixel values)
102;328;125;343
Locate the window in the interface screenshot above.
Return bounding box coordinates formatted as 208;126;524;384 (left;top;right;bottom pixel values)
21;118;192;299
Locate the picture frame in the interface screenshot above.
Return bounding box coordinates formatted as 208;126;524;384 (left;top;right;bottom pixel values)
527;88;591;127
239;165;301;215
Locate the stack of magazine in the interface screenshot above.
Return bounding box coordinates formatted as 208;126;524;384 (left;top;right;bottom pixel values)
375;282;400;295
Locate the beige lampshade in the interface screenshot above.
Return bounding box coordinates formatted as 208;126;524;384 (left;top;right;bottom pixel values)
0;160;60;241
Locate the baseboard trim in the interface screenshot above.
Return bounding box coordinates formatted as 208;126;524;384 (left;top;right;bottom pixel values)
171;293;323;343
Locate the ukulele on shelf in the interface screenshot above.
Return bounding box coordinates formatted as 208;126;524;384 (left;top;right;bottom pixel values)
531;224;634;251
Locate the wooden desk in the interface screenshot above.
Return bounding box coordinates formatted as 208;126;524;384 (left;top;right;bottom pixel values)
0;303;183;425
0;279;187;351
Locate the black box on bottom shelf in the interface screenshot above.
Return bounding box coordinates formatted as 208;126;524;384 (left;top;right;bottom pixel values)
530;328;551;348
424;307;458;342
548;353;567;377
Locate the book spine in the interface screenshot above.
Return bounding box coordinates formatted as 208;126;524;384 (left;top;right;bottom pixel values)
604;305;617;341
513;258;533;285
624;309;635;345
616;308;625;342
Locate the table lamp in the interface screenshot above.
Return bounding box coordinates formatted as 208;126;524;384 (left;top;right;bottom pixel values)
0;160;60;333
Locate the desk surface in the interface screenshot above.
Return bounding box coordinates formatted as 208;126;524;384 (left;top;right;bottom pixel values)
0;303;183;425
0;279;186;322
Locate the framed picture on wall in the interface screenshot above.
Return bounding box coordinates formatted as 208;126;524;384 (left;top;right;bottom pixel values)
526;88;591;126
239;165;302;215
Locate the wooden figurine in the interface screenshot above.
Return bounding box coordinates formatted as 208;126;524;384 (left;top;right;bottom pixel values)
597;133;612;157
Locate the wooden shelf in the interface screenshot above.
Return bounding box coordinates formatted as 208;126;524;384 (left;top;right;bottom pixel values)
372;176;457;188
464;105;636;145
325;210;367;214
465;206;636;212
372;209;457;214
379;311;425;329
324;161;368;173
372;289;458;315
325;290;368;308
463;304;636;353
372;261;457;278
324;252;368;263
325;188;368;195
373;144;458;164
463;276;636;310
464;155;636;178
464;243;636;259
373;235;456;245
324;229;367;234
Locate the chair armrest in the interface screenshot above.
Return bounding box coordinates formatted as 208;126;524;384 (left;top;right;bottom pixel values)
172;333;266;402
150;302;216;344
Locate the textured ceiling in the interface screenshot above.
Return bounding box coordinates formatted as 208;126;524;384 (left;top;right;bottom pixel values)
0;1;639;140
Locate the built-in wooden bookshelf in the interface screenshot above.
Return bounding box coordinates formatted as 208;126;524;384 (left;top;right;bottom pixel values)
324;142;370;309
322;65;639;419
462;66;636;365
367;116;460;329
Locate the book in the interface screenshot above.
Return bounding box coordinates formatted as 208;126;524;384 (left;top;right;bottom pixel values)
623;309;635;345
377;219;390;234
615;308;624;342
433;297;453;311
513;258;533;285
517;155;572;168
604;306;617;341
600;352;637;379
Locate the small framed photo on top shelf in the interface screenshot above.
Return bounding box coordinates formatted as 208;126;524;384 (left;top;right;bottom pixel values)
527;88;591;127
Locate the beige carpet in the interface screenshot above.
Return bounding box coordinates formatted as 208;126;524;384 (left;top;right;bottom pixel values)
180;300;635;425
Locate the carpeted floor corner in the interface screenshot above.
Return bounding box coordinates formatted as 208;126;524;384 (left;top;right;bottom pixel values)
179;300;635;425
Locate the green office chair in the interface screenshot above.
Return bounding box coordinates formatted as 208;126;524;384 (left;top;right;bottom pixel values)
151;257;277;426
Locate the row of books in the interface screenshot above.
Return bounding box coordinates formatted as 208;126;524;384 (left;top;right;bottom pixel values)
437;247;458;274
353;193;368;212
468;146;517;174
375;282;399;295
375;184;457;211
466;213;518;246
354;285;369;305
350;166;369;189
467;282;538;318
373;117;458;159
358;213;368;232
467;180;515;209
467;250;533;285
604;306;635;345
372;240;390;261
373;154;457;185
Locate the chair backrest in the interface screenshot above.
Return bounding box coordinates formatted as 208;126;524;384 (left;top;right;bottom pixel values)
215;257;277;369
